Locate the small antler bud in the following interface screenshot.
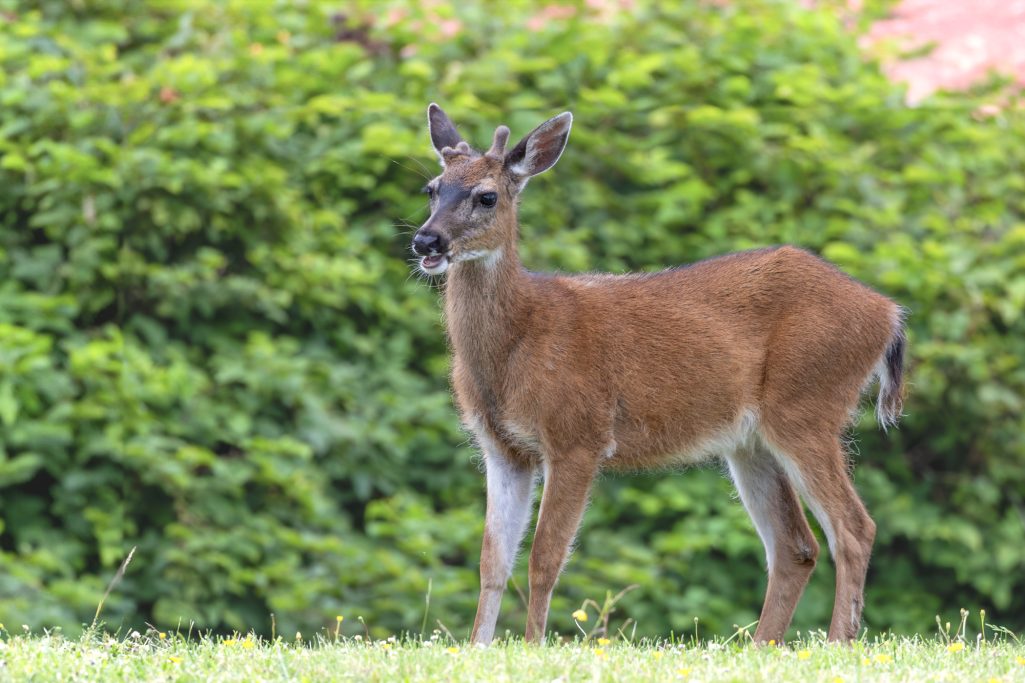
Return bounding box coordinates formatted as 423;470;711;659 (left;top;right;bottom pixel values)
485;125;510;160
440;141;474;163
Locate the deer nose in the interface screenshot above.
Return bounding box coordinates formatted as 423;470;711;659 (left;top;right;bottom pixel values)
413;231;446;256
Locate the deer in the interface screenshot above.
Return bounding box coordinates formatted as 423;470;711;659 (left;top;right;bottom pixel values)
410;104;907;646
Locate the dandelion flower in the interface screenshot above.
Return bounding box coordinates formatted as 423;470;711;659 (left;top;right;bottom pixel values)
223;639;237;647
677;668;691;677
158;632;167;640
336;616;344;623
381;643;392;650
861;657;871;666
593;648;607;659
947;642;964;653
768;640;775;647
1016;656;1025;666
169;656;183;664
572;609;588;622
653;651;664;660
446;646;459;654
797;650;811;660
597;637;611;646
874;654;893;664
242;638;255;650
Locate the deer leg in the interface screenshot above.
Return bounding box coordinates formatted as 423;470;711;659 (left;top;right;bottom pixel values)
524;457;597;643
768;436;876;642
726;447;820;644
470;448;537;645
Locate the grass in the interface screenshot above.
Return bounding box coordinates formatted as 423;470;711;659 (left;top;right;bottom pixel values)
2;626;1024;682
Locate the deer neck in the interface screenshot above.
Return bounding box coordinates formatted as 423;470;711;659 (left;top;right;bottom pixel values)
443;232;531;381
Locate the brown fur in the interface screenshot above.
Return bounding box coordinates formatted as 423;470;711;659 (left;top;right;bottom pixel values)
415;106;907;645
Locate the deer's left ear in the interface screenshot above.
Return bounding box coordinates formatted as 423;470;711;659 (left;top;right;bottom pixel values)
505;112;573;183
428;103;463;162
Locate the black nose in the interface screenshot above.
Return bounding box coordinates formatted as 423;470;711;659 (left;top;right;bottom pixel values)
413;231;445;256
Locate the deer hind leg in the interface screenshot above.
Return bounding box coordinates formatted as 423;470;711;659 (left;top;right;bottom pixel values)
764;434;876;642
524;454;598;643
471;447;538;645
726;446;820;644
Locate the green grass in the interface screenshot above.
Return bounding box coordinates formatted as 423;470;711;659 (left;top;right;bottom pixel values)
2;628;1024;682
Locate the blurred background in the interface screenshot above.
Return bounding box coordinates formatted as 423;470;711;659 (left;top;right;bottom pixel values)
1;0;1023;641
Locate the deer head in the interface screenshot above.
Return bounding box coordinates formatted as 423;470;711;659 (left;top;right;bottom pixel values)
412;103;573;275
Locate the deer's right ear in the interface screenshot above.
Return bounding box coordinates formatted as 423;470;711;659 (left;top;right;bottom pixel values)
428;103;463;163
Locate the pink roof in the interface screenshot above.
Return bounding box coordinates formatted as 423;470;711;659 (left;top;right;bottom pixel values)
865;0;1025;102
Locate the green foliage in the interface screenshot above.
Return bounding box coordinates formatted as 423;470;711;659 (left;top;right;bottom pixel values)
0;0;1023;640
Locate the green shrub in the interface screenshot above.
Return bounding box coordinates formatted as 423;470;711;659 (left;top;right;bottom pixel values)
0;0;1022;639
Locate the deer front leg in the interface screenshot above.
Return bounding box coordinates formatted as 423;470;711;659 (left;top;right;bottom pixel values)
470;448;537;645
525;456;598;643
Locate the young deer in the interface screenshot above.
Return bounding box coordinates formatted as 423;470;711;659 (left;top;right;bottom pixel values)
412;104;906;645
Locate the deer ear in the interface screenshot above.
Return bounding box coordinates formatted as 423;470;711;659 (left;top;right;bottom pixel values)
505;112;572;182
427;103;463;161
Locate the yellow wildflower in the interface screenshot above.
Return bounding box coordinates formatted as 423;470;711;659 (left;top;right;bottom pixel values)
797;650;811;660
874;654;893;664
677;668;691;677
767;639;775;646
446;646;459;654
947;642;964;653
572;609;588;622
862;657;871;665
1016;656;1025;666
169;656;183;664
831;678;844;683
593;648;607;659
381;642;392;650
223;638;237;647
597;637;611;646
653;651;664;660
158;632;167;640
242;638;255;650
336;616;344;623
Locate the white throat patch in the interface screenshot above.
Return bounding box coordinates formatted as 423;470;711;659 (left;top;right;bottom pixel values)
454;247;503;267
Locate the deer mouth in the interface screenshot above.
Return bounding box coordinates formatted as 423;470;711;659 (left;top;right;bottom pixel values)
420;253;450;275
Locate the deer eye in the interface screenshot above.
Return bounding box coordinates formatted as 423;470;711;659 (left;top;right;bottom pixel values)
422;185;434;199
479;192;497;207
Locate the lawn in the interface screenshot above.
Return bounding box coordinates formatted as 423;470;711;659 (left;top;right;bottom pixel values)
2;624;1024;682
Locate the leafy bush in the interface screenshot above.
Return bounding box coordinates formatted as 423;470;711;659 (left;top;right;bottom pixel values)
0;0;1023;639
